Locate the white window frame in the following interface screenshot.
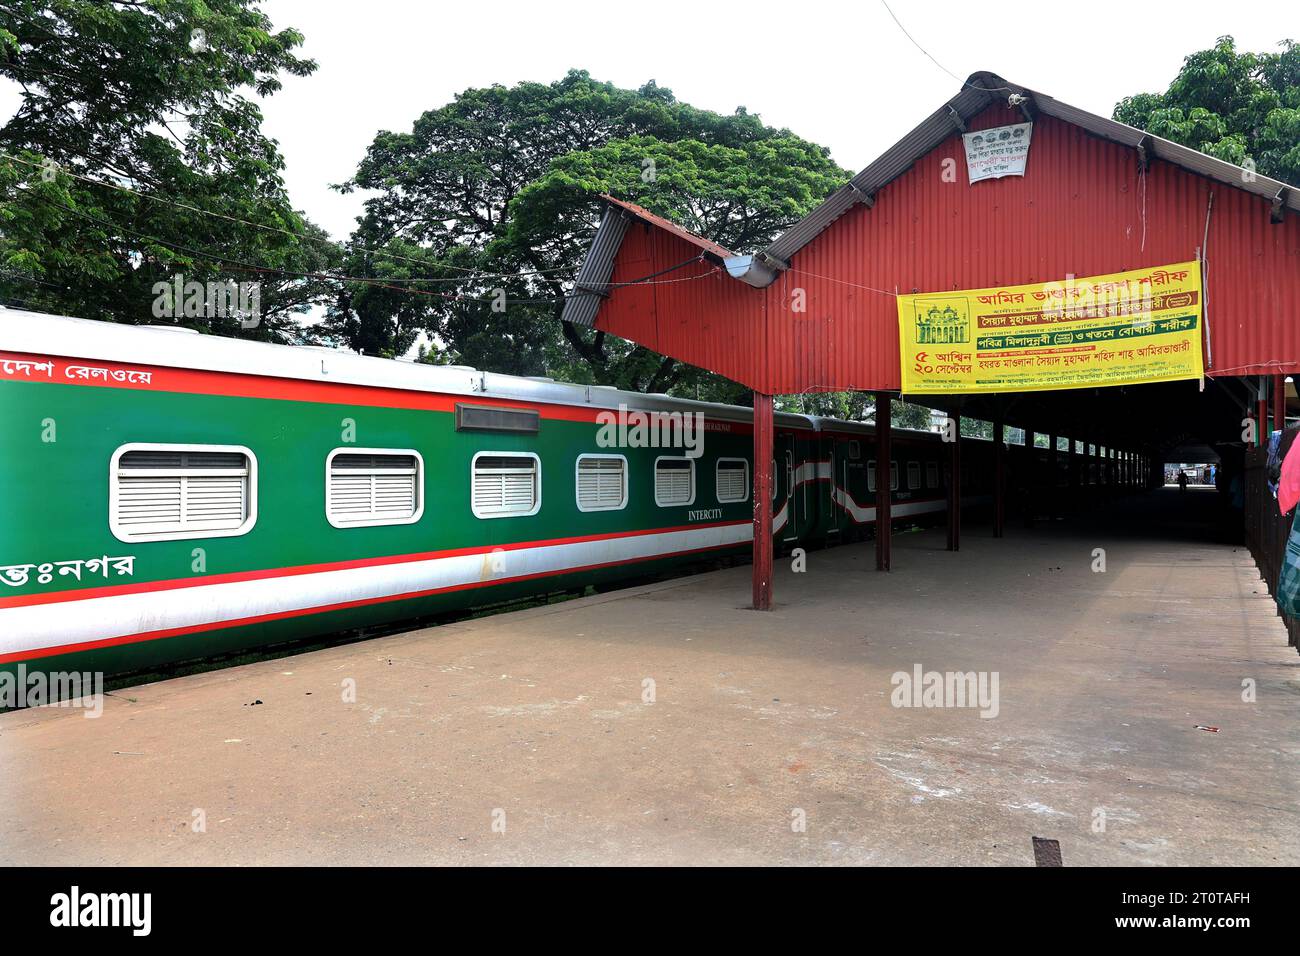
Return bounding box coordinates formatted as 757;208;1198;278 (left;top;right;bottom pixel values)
471;451;542;519
907;461;921;490
575;453;629;513
109;442;258;543
715;457;750;504
867;459;901;493
654;455;696;507
325;447;425;529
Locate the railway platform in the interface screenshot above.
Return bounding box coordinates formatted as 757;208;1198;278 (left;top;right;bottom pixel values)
3;487;1297;865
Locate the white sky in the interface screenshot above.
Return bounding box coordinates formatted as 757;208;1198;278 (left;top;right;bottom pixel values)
252;0;1292;240
1;0;1293;241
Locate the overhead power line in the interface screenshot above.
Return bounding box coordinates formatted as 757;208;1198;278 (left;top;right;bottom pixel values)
878;0;1014;94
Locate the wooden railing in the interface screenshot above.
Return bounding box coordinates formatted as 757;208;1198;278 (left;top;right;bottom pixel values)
1244;442;1300;649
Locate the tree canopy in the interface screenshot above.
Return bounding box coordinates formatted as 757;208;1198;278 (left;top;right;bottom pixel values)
1115;36;1300;186
0;0;336;338
333;70;850;395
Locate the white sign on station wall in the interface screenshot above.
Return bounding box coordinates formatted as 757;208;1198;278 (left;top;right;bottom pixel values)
962;122;1033;183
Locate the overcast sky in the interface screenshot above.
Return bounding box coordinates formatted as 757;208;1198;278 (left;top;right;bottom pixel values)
251;0;1291;241
0;0;1291;242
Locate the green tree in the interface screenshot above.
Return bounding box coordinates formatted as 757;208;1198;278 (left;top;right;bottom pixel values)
0;0;337;339
776;392;935;429
335;71;849;392
1114;36;1300;185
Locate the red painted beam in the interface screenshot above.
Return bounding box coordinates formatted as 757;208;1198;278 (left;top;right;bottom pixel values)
752;392;774;610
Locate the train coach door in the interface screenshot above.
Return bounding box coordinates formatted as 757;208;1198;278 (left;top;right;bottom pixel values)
782;448;798;542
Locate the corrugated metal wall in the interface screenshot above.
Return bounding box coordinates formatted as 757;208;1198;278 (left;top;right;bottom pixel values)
593;103;1300;394
604;218;766;386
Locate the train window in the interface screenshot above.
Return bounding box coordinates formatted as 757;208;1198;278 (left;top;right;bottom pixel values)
906;461;921;490
326;449;423;528
472;452;541;518
848;440;861;459
866;462;900;492
925;461;939;488
110;444;256;542
716;458;749;504
654;457;695;507
575;454;628;512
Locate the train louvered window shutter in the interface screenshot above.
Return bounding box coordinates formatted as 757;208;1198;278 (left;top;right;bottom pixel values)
907;461;921;490
328;452;421;526
654;458;694;507
715;459;749;504
926;462;939;488
114;448;253;540
473;454;539;517
576;456;626;511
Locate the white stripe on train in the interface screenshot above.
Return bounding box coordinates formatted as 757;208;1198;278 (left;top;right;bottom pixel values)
3;481;982;659
0;521;755;658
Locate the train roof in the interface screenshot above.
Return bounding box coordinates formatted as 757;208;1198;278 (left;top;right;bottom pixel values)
2;309;951;440
1;307;825;428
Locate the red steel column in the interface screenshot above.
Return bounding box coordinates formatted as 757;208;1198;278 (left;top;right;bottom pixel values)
1023;428;1036;528
948;414;962;552
993;415;1005;538
752;392;774;610
1048;433;1058;520
875;391;892;571
1274;374;1286;434
1257;385;1268;446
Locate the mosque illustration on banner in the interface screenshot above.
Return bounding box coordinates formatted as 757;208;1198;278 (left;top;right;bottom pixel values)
914;299;970;344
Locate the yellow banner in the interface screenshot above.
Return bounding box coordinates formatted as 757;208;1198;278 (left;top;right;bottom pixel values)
897;261;1204;393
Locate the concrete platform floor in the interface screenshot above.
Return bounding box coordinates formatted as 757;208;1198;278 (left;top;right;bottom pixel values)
3;487;1298;866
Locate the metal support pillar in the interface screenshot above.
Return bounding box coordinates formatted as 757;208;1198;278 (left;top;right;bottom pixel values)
947;414;962;552
1274;374;1286;435
993;415;1005;538
1048;433;1058;520
875;391;892;571
1024;428;1036;528
1068;438;1079;497
1257;379;1268;446
752;392;774;611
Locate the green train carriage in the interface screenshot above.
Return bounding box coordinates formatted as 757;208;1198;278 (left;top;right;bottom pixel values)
0;310;982;684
